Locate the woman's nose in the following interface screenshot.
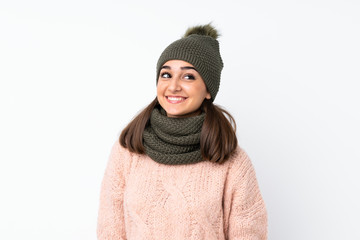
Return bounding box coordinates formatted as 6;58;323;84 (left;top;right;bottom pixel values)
168;77;181;92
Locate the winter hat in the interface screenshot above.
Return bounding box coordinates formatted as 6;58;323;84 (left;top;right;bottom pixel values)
156;23;223;101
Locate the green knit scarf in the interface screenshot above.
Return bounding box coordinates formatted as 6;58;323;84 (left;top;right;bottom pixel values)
143;107;205;165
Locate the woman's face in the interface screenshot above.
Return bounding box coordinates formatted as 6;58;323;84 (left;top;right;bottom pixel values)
157;60;211;118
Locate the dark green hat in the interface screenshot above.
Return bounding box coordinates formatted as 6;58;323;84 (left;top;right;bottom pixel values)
156;24;223;101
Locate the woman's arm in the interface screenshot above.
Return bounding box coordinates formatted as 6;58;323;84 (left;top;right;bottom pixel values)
97;141;127;240
224;148;268;240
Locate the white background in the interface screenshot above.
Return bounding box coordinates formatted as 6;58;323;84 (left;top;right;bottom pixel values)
1;0;359;239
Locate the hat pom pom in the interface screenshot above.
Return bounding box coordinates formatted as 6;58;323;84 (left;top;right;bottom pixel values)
183;23;219;39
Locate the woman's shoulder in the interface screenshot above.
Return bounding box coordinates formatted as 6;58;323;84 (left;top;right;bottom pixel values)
108;139;146;172
227;145;250;163
108;139;129;162
110;139;146;158
225;145;256;176
110;139;130;155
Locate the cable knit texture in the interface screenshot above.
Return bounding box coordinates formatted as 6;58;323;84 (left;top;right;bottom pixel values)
97;141;267;240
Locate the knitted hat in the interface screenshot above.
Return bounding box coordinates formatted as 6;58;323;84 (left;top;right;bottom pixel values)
156;24;223;101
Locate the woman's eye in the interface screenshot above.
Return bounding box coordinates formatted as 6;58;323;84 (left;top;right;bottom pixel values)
184;74;195;80
161;72;171;78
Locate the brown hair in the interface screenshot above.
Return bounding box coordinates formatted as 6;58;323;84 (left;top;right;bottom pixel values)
119;98;238;163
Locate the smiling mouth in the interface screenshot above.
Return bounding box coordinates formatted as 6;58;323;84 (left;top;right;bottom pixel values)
166;96;187;103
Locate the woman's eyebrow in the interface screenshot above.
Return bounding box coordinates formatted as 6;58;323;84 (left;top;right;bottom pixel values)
161;65;198;72
181;66;197;71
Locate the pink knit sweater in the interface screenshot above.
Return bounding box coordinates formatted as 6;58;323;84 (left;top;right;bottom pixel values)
97;140;267;239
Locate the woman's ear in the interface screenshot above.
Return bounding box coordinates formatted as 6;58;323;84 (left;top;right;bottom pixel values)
205;92;211;100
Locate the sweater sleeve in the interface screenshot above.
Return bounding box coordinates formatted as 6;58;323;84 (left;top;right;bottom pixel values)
97;141;127;240
224;148;268;240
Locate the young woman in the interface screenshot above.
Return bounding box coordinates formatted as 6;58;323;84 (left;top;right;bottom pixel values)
97;24;268;240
